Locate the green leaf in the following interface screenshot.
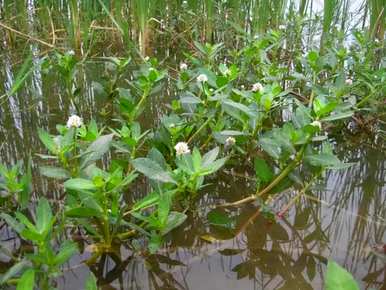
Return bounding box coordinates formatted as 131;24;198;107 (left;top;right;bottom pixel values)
54;241;78;265
201;157;227;175
132;158;176;184
85;272;98;290
16;268;35;290
65;207;102;218
202;147;220;168
148;234;163;254
36;198;52;234
223;99;254;117
64;178;97;191
305;153;344;168
292;104;311;128
20;229;43;243
259;137;281;159
325;260;360;290
148;148;168;170
158;192;172;225
313;96;337;117
37;129;57;154
39;166;70;180
180;95;202;104
161;212;187;235
207;209;233;228
254;157;273;183
131;192;160;212
0;260;29;284
80;134;114;169
321;111;354;121
0;213;24;233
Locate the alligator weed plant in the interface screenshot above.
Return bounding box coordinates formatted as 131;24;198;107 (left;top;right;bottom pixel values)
0;29;383;289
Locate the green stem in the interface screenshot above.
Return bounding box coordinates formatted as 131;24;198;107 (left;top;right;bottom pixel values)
131;88;150;121
187;118;210;144
218;144;307;208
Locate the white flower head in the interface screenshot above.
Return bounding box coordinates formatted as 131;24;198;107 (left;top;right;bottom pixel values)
67;50;75;56
144;56;150;61
225;137;236;147
241;85;245;89
311;120;322;130
252;82;263;92
174;142;190;156
180;62;188;70
197;74;208;83
345;78;353;85
279;25;286;30
66;115;83;128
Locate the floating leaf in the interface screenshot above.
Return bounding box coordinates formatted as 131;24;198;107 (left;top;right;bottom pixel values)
207;209;233;228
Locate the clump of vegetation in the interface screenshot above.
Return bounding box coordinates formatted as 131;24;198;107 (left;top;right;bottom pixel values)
0;0;384;289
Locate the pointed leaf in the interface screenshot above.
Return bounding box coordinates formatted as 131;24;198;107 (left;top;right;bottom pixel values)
64;178;97;191
132;158;176;184
80;134;114;169
39;166;70;180
325;260;360;290
16;269;35;290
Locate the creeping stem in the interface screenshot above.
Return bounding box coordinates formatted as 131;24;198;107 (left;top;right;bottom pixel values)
218;144;308;208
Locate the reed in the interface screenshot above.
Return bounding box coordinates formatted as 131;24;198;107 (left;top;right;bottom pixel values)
368;0;385;41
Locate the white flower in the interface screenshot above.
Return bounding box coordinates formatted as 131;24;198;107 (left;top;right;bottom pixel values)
279;25;286;30
66;115;83;128
252;82;263;92
197;74;208;83
67;50;75;56
225;137;236;147
311;120;322;130
180;62;188;70
345;78;353;85
174;142;190;156
144;56;150;61
241;85;245;89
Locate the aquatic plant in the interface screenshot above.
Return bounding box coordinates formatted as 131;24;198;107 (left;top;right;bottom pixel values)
0;198;77;290
0;1;384;288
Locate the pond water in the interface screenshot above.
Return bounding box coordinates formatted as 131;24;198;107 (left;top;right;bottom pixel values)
0;54;385;289
0;1;385;289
